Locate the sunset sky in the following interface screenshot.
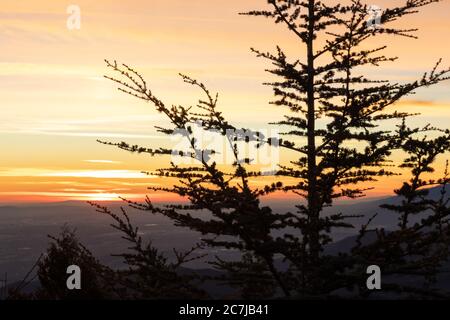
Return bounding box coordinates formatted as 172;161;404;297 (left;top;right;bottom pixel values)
1;0;449;203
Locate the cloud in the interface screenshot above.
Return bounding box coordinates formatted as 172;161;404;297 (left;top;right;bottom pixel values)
43;170;151;179
396;100;437;107
0;62;98;77
0;168;153;179
83;160;122;164
0;12;63;21
0;114;168;139
0;191;140;201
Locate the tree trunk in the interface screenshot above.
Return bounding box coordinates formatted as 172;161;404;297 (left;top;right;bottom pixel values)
306;0;319;267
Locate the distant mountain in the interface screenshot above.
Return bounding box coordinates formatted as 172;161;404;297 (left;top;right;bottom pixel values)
0;186;447;283
323;185;449;239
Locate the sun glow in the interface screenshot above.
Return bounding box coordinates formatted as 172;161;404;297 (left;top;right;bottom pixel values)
82;193;121;201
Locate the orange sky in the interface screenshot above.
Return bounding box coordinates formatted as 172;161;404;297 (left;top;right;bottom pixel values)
0;0;449;203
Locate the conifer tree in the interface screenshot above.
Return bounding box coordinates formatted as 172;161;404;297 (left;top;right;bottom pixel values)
97;0;450;298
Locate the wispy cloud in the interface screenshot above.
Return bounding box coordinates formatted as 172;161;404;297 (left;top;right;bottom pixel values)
42;170;151;179
0;62;97;77
0;114;167;139
0;191;137;201
83;159;122;164
396;100;438;107
0;168;152;179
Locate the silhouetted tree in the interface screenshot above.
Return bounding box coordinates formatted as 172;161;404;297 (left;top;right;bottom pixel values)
98;0;450;299
244;0;450;282
100;64;295;297
11;216;208;300
87;203;208;299
34;226;113;300
350;126;450;298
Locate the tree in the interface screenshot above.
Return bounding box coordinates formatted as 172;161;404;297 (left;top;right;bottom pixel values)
10;214;207;300
87;203;208;299
101;64;295;297
351;127;450;298
34;226;113;300
31;0;450;299
238;0;450;297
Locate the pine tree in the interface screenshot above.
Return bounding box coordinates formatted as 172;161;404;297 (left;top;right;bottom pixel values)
34;226;113;300
240;0;450;297
96;0;450;298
